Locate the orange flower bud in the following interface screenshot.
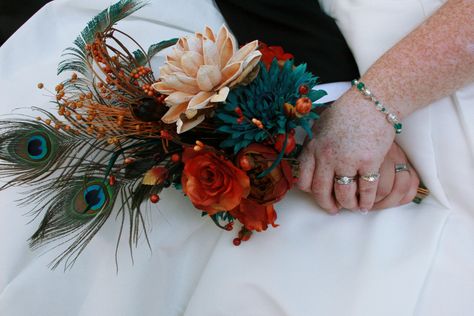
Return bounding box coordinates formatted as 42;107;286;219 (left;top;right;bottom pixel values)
296;97;313;115
295;97;312;115
283;103;296;118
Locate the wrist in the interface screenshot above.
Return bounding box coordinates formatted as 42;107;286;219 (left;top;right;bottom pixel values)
351;79;403;134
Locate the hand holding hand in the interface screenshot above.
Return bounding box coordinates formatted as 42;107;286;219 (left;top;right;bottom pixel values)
297;88;396;213
372;142;419;210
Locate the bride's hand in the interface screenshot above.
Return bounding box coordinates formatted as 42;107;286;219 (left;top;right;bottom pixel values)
297;88;396;213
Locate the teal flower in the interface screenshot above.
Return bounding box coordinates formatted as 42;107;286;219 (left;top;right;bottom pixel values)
215;60;326;154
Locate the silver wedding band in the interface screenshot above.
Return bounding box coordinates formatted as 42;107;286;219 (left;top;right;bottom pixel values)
395;163;409;173
335;175;356;185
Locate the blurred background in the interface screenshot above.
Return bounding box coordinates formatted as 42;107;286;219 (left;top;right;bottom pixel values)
0;0;51;46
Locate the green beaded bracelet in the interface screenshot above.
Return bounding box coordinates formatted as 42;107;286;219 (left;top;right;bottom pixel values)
351;79;402;134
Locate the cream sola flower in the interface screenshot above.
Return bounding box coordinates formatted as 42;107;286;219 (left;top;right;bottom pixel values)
152;26;262;133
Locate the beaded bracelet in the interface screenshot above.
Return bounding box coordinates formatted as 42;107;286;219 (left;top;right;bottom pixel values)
351;79;402;134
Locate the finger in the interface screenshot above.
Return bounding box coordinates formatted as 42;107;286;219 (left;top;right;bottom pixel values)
297;148;316;193
312;163;339;214
333;168;358;211
373;165;411;210
399;163;420;205
358;165;381;212
375;157;396;203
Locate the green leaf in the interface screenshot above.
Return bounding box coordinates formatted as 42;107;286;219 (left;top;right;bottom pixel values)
308;89;327;102
133;50;147;66
147;38;178;58
300;119;313;138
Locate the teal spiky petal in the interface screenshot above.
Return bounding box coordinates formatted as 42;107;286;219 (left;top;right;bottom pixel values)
216;60;326;154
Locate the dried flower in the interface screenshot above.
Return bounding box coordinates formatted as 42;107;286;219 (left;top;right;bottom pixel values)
152;26;262;133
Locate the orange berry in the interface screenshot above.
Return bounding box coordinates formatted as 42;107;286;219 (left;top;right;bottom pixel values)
239;156;253;171
171;153;181;163
109;175;116;186
150;194;160;203
124;157;135;164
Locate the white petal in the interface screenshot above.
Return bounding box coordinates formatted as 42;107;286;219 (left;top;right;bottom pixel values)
180;51;204;77
230;51;262;87
187;36;203;54
187;91;215;109
217;61;243;89
185;108;198;119
216;25;229;51
161;102;188;124
177;115;206;134
178;37;189;50
242;50;262;68
165;91;194;107
219;37;234;68
229;40;259;64
204;26;216;42
196;65;222;91
202;38;219;66
210;86;230;103
162;73;200;94
159;62;182;77
152;82;175;94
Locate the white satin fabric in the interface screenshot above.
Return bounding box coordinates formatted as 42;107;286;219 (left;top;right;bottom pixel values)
0;1;472;315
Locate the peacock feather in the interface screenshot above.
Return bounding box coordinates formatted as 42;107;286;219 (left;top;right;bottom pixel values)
0;113;110;189
28;176;117;269
0;0;185;268
58;0;148;77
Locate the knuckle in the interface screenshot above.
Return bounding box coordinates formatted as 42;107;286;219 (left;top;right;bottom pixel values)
312;176;326;190
311;183;329;201
359;185;376;195
312;188;326;200
319;142;335;158
296;181;310;192
358;153;376;167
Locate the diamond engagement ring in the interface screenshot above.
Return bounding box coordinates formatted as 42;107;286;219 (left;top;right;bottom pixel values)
335;175;356;185
360;172;380;182
395;163;409;173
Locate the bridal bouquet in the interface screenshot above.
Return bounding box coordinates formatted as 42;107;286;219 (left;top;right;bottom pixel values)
0;0;326;267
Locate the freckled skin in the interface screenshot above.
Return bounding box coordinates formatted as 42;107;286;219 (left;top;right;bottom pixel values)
364;0;474;118
298;0;474;212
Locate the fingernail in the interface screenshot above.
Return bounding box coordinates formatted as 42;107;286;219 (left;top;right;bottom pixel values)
359;209;369;215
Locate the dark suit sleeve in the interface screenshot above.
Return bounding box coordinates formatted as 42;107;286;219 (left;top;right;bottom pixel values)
215;0;360;83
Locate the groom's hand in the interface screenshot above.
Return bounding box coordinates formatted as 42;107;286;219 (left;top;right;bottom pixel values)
372;142;419;210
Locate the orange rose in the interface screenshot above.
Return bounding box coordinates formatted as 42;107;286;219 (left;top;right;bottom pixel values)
182;148;250;215
236;143;294;205
229;199;278;232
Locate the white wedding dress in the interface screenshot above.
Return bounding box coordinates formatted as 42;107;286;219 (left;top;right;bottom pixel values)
0;1;472;315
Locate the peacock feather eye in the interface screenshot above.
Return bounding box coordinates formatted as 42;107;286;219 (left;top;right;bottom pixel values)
26;134;50;161
13;132;53;163
84;184;106;211
71;179;113;218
